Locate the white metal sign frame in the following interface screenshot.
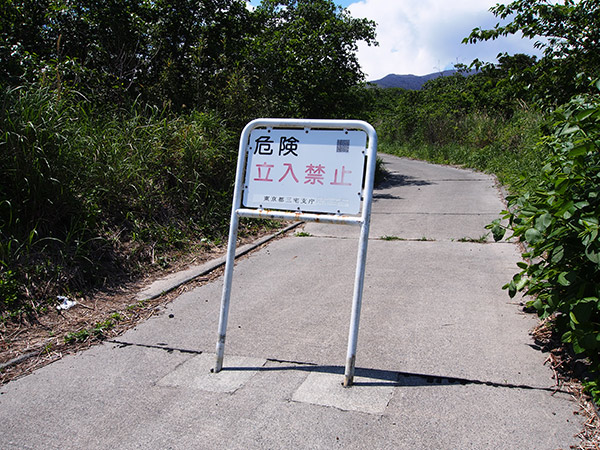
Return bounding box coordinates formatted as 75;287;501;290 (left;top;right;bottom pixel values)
213;118;378;387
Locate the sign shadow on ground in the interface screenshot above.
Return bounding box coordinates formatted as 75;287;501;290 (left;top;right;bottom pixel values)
218;361;568;393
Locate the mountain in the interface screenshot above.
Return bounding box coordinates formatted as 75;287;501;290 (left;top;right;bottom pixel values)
369;69;466;90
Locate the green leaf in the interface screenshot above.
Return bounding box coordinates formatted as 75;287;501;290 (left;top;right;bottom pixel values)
551;245;564;264
558;200;575;219
581;216;599;226
524;228;543;245
554;177;568;191
515;276;528;291
581;334;599;351
559;125;580;135
563;330;573;343
491;222;505;241
571;299;595;325
585;246;600;264
570;311;579;325
568;143;590;158
534;213;552;232
572;338;586;354
507;280;517;298
557;272;572;286
574;108;597;121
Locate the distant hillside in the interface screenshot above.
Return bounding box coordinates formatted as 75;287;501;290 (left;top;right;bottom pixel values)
369;70;471;90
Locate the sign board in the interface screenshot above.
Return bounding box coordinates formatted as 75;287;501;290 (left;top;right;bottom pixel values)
243;128;367;214
213;119;377;387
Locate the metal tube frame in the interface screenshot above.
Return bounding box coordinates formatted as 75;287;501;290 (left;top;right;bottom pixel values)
214;118;377;387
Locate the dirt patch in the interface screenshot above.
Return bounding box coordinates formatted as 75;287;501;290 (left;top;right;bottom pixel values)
0;222;295;384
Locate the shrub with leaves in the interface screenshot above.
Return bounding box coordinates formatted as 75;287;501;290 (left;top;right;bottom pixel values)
490;84;600;402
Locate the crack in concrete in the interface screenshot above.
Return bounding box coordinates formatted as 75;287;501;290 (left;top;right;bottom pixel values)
109;339;203;355
109;340;567;394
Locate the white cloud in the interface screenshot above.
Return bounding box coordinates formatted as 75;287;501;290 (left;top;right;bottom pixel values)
347;0;543;80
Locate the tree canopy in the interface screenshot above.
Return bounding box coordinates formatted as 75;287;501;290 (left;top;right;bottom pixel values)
464;0;600;106
0;0;377;119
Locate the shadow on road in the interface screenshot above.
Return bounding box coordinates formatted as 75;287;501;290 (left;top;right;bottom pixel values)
111;340;562;394
222;361;564;393
373;171;433;201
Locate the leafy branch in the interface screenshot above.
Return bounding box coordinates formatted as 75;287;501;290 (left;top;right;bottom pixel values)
489;83;600;401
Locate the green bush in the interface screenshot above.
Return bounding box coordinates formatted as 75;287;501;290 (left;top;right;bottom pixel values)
0;83;239;319
491;85;600;402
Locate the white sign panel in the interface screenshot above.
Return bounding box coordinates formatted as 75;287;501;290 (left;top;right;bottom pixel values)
242;128;367;214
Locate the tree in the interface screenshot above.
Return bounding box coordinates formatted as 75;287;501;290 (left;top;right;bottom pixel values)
0;0;54;84
0;0;253;107
143;0;251;110
249;0;377;118
464;0;600;106
468;53;538;114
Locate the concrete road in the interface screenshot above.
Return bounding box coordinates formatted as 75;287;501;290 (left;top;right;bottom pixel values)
0;155;582;449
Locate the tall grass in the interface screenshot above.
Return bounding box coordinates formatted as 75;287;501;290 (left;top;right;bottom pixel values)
0;84;240;319
379;107;548;194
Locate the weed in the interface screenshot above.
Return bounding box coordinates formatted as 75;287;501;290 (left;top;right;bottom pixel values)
496;92;600;404
64;329;90;344
380;235;405;241
379;106;546;195
92;319;114;338
127;300;147;311
0;270;20;316
456;234;489;243
295;231;312;237
63;318;116;343
374;156;388;186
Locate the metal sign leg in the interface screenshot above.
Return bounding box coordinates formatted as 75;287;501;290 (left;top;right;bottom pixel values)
214;212;240;373
343;218;371;387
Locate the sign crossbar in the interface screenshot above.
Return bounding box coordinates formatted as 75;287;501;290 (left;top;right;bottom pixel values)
213;118;377;387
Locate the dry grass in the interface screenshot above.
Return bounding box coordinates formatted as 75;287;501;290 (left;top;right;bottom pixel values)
0;224;288;384
531;318;600;449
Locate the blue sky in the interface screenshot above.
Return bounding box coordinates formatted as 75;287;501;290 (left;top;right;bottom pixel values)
333;0;355;6
247;1;543;80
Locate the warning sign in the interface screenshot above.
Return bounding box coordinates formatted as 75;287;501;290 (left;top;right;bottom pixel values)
215;118;378;387
243;128;368;215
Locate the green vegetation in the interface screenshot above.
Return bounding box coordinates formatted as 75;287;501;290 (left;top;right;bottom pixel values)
365;0;600;403
64;316;118;344
365;65;549;194
474;0;600;404
456;235;489;244
0;0;376;321
2;0;600;404
464;0;600;106
294;231;312;237
492;89;600;402
1;86;239;318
